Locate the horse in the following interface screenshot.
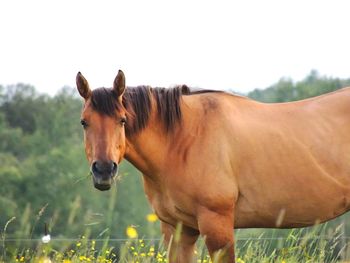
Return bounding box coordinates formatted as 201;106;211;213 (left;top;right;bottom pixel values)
76;70;350;263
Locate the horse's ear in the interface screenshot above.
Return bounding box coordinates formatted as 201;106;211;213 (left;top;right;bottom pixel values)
76;72;91;100
113;70;126;100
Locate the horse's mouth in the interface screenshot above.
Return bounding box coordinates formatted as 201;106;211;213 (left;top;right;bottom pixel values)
92;175;113;191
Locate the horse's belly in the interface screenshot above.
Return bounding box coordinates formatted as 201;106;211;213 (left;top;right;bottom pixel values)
234;179;350;229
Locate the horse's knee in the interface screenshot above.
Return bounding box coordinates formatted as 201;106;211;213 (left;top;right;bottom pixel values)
198;208;235;262
203;230;235;262
161;221;199;263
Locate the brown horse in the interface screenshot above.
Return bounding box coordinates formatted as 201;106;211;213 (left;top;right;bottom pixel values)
76;70;350;262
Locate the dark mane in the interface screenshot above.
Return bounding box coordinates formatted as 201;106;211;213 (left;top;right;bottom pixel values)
91;85;222;135
91;88;124;116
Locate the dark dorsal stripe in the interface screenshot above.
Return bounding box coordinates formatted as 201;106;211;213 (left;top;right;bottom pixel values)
91;85;221;135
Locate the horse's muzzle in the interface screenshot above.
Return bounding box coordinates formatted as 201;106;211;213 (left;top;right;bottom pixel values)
91;161;118;191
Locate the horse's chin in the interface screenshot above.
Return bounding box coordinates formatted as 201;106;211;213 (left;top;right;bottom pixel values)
94;183;111;191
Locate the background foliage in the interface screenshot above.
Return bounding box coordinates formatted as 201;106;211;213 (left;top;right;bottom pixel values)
1;70;350;247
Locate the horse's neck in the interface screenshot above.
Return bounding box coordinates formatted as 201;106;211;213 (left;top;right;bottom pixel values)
124;94;197;176
125;126;168;177
124;92;219;177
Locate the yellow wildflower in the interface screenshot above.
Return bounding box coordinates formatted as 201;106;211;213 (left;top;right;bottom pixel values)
156;252;166;262
148;246;155;256
38;257;52;263
126;226;138;238
146;213;158;222
148;251;155;257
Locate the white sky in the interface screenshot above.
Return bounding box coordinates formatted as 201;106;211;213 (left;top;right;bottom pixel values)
1;0;350;95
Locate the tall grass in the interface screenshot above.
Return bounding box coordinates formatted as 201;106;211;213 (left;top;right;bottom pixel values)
1;190;349;262
1;222;349;262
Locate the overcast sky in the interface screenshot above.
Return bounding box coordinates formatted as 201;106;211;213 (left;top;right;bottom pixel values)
1;0;350;95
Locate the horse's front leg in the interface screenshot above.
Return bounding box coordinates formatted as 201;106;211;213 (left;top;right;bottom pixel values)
161;221;199;263
198;207;235;263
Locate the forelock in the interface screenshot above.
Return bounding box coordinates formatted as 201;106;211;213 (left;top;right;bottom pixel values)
91;88;123;116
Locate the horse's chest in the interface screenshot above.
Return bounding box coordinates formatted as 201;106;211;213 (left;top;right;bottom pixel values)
149;191;198;229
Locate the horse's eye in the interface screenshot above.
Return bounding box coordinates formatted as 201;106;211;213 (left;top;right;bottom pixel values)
120;117;127;125
80;119;88;128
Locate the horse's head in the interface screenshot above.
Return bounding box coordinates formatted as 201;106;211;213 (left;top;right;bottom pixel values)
76;70;127;191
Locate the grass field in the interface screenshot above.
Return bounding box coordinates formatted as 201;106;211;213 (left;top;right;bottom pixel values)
2;223;349;263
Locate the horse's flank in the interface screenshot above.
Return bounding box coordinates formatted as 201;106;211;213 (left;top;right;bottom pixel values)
231;88;350;228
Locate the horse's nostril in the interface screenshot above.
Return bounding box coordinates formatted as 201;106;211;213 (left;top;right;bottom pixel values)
92;161;118;175
92;161;100;174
